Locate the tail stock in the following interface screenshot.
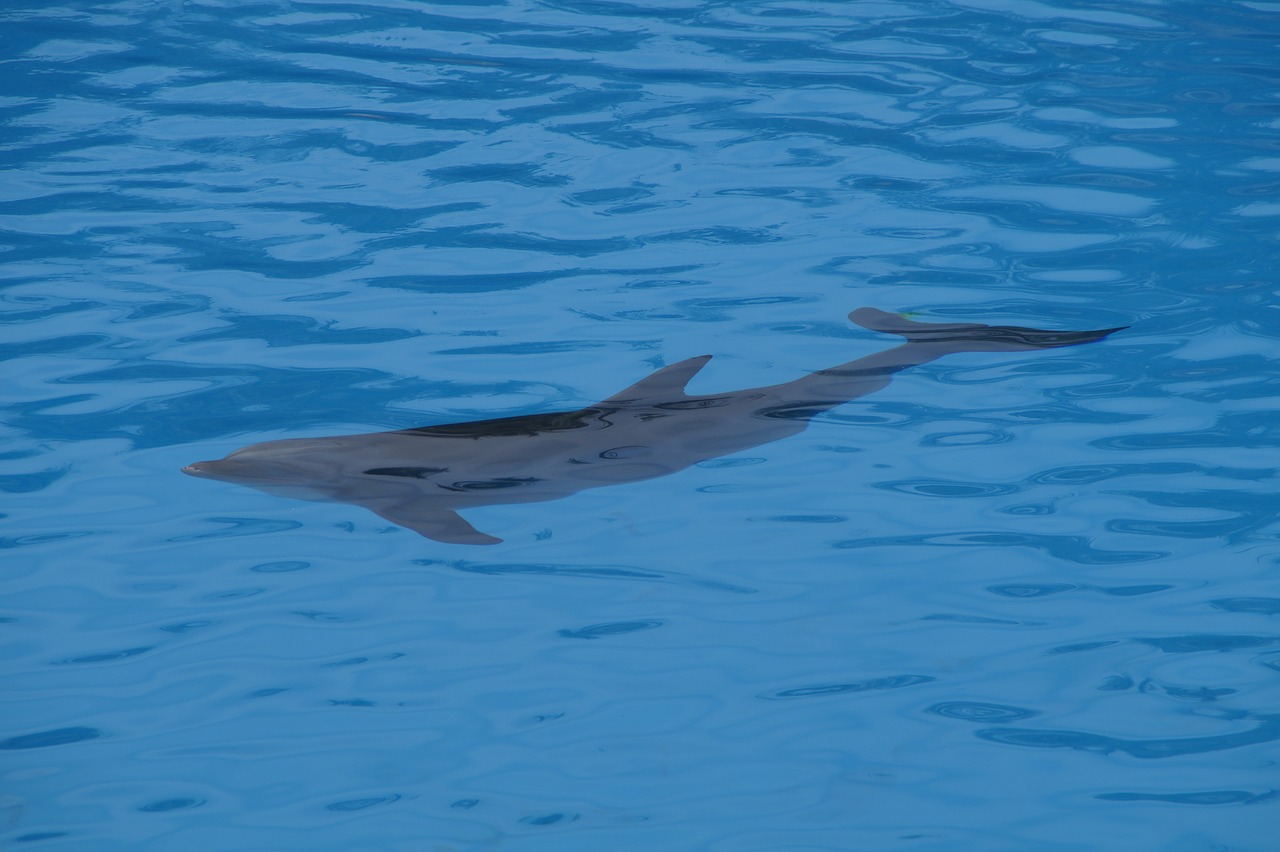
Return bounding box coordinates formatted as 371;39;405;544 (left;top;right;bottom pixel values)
849;307;1126;351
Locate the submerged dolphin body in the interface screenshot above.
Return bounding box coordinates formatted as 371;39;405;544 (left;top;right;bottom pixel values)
183;308;1124;544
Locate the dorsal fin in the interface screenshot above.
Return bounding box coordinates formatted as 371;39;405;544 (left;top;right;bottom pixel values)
601;355;713;404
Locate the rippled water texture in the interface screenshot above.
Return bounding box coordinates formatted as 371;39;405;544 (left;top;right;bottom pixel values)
4;0;1280;849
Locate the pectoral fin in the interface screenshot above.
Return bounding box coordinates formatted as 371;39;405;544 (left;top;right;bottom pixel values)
370;503;502;545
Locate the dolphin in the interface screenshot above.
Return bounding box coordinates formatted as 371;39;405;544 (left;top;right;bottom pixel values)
183;308;1125;544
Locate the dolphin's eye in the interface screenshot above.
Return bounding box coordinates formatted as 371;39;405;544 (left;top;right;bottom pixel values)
364;467;448;479
600;446;649;460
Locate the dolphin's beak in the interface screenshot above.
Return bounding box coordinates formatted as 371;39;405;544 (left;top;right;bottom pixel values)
182;461;228;479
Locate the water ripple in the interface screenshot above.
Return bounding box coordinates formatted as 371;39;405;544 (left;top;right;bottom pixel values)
761;674;936;700
977;713;1280;759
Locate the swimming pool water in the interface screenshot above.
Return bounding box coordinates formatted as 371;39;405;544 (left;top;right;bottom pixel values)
3;1;1279;849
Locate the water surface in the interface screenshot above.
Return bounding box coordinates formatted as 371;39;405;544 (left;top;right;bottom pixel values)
3;0;1279;849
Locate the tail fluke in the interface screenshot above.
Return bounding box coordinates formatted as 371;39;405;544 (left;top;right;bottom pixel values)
849;307;1126;351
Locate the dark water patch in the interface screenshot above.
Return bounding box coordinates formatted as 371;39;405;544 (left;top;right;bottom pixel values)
10;394;99;418
421;559;756;593
138;798;204;812
0;531;94;550
919;430;1015;447
202;588;264;600
1029;462;1199;485
325;794;401;812
720;187;840;209
865;227;967;240
1000;503;1055;516
14;833;70;843
368;270;572;294
1005;404;1140;425
921;614;1025;625
159;620;217;634
927;702;1038;723
294;611;358;623
181;313;418;348
1097;584;1173;596
558;620;663;640
683;293;813;310
428;560;663;580
126;294;208;319
761;675;936;700
648;226;778;246
0;468;69;493
569;187;652;206
436;339;652;356
0;298;106;325
806;402;932;428
250;560;310;573
1156;684;1235;702
521;812;579;826
765;320;867;339
170;518;303;540
1107;515;1274;541
751;514;847;523
988;583;1171;599
875;480;1019;498
1094;414;1280;451
430;162;569;188
834;532;1166;564
1049;641;1120;655
4;332;116;358
1136;634;1279;654
56;646;153;664
376;225;634;258
1098;676;1134;691
976;713;1280;759
1096;790;1274;805
369;263;701;295
146;225;360;280
1210;597;1280;615
0;727;103;750
262;200;480;233
1052;172;1162;190
451;798;479;809
19;363;402;447
987;583;1078;598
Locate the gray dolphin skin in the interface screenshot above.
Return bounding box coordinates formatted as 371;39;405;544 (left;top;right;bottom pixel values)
183;308;1125;545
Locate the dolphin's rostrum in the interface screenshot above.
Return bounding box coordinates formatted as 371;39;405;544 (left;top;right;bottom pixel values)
183;308;1125;544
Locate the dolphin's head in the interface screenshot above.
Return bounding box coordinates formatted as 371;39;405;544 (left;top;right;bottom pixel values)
182;457;283;484
182;439;351;489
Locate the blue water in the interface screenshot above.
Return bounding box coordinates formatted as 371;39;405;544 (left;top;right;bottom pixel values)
4;0;1279;848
